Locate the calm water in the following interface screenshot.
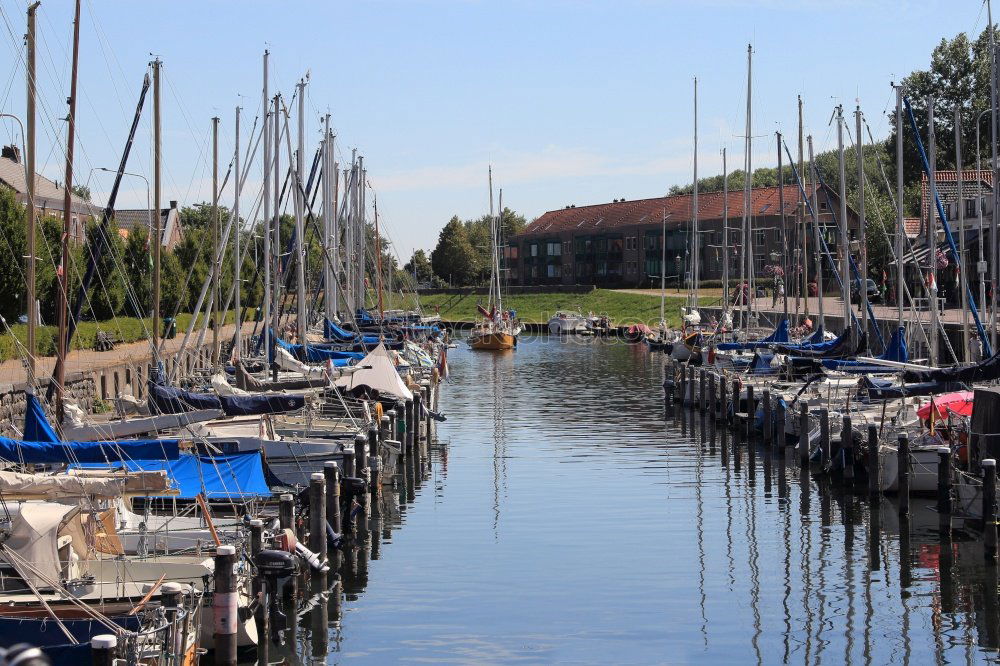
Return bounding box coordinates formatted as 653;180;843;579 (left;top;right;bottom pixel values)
295;336;1000;664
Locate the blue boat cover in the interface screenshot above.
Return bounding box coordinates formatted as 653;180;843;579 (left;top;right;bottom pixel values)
271;332;363;364
857;375;968;401
0;436;179;464
821;327;908;373
749;352;778;375
0;614;143;665
324;318;359;342
717;319;790;351
148;382;306;416
24;393;58;442
76;452;271;499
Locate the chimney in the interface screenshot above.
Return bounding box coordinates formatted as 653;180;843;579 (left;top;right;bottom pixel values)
1;145;21;163
169;200;177;209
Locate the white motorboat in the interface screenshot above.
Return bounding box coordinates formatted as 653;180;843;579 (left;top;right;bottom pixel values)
548;311;587;335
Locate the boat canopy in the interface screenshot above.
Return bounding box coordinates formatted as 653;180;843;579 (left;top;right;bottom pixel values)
821;327;908;373
148;382;306;416
716;319;790;351
75;451;271;499
0;435;180;465
4;503;78;590
270;333;361;365
904;348;1000;384
334;343;413;400
856;376;968;401
236;360;327;391
23;393;59;442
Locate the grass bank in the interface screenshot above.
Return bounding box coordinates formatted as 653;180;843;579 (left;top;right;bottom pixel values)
0;311;238;362
403;289;720;327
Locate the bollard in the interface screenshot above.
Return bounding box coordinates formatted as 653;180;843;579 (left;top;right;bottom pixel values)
867;424;880;496
708;373;716;419
762;390;772;447
91;635;117;666
413;392;423;444
249;519;263;559
937;447;952;533
678;363;686;406
898;433;910;515
799;404;810;466
699;369;707;413
354;433;368;486
776;400;786;447
718;376;727;423
324;461;342;534
213;544;238;666
278;493;295;534
421;381;433;440
688;366;696;406
984;459;997;559
404;399;414;451
745;385;755;443
841;416;854;483
818;409;830;467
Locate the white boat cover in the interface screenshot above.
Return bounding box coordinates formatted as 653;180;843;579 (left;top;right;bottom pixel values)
3;503;76;589
275;346;330;380
0;469;173;499
334;343;413;400
212;373;250;396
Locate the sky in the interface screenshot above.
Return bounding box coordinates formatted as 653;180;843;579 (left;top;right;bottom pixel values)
0;0;993;262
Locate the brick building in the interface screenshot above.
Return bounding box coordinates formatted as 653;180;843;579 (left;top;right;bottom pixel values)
508;183;859;289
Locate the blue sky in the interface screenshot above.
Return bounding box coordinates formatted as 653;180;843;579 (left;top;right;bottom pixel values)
0;0;991;261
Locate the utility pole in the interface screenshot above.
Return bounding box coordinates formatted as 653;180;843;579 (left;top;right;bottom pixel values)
56;0;80;421
233;106;242;361
211;116;220;367
152;58;162;356
25;1;40;380
808;135;825;332
262;50;270;369
295;80;307;343
835;105;853;343
928;97;940;367
855;106;868;348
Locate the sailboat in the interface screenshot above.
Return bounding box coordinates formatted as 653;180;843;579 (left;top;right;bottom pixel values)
470;170;520;351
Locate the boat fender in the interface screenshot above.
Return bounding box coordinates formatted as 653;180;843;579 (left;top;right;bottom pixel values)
707;346;716;365
274;528;296;553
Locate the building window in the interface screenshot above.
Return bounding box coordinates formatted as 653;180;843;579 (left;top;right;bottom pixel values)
754;229;766;247
530;244;538;257
547;241;561;256
547;264;558;278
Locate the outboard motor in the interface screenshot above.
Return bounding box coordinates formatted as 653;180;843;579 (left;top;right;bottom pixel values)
256;549;295;643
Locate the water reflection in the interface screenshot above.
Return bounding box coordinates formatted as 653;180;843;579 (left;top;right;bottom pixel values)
264;337;1000;664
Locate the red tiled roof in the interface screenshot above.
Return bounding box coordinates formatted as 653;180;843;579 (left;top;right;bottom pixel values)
904;217;921;237
520;184;824;237
920;169;993;221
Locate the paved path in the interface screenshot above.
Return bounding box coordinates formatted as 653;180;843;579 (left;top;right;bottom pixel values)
0;322;253;387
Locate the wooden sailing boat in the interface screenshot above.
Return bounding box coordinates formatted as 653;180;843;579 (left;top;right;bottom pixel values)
470;170;519;351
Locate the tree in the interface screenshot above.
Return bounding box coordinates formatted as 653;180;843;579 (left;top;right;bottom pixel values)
431;216;476;285
83;221;125;320
403;249;434;284
0;189;26;322
70;184;91;202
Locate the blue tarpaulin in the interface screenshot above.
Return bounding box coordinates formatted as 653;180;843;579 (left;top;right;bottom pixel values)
821;327;908;373
271;332;364;364
75;452;271;499
0;436;179;464
24;393;59;442
717;319;790;351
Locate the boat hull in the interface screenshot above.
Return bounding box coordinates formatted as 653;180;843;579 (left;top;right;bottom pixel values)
470;332;516;350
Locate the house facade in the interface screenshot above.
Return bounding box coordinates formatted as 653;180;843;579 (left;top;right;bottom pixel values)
508;183;859;290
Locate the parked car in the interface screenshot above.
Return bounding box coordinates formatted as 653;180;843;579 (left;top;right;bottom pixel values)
850;278;880;303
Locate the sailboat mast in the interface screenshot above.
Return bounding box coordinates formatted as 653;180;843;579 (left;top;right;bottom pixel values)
989;0;998;352
835;105;852;343
722;149;729;310
660;208;666;325
808;135;825;332
211;116;220;367
496;189;504;315
295;79;307;342
233;106;242;361
152;57;162;356
271;95;280;380
798;95;807;321
488;166;496;310
742;43;753;329
895;86;904;331
56;0;81;420
777;130;788;322
855;106;868;346
956;108;970;357
691;76;699;307
927;97;939;366
262;50;271;368
323;115;335;322
25;2;38;379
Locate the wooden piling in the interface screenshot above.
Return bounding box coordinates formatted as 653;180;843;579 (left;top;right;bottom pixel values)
212;544;238;666
762;390;772;447
707;373;716;420
867;424;879;496
91;635;117;666
354;433;368;484
248;519;267;666
278;493;294;534
404;399;414;451
818;409;830;467
937;446;951;533
984;459;997;559
688;366;696;406
799;404;810;466
699;369;707;412
745;384;755;443
309;472;327;588
898;433;910;516
776;400;786;447
324;461;341;534
841;415;854;483
678;362;686;406
368;428;380;492
718;375;727;423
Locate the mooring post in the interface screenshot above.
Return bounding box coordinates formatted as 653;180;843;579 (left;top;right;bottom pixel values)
776;400;786;447
404;398;414;452
799;404;810;466
984;459;997;560
818;409;830;467
842;415;854;483
354;433;368;487
368;427;380;493
278;493;295;535
91;635;117;666
762;389;772;447
867;424;879;496
718;375;727;423
380;414;391;443
325;461;341;534
421;380;433;440
309;472;327;585
213;544;238;666
678;362;686;407
699;369;707;412
937;447;952;534
412;392;423;446
745;384;755;443
898;433;910;516
708;373;716;419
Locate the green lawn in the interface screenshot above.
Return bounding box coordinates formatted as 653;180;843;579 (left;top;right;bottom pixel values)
398;289;720;327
